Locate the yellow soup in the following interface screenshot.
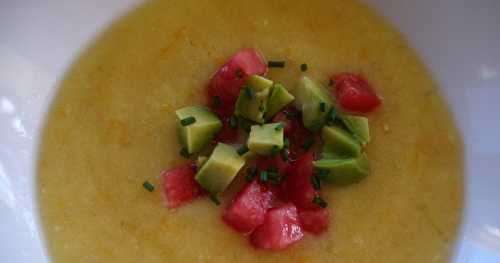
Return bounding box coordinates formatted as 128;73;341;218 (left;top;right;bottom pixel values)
38;0;463;262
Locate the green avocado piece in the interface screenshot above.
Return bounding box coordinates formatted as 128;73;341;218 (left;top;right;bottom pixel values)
234;75;273;124
175;106;222;154
313;154;370;185
265;83;295;119
294;76;334;131
246;75;274;91
339;115;370;145
322;126;361;158
247;123;284;155
195;143;246;194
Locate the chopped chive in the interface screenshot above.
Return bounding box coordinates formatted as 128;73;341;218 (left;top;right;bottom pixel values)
268;171;280;185
260;170;268;182
270;177;281;185
275;123;284;131
328;107;337;122
319;102;326;112
246;167;257;182
313;196;328;208
142;181;155;192
268;171;279;179
281;149;289;161
270;146;280;156
267;61;286;68
314;169;330;179
268;166;278;173
237;145;249;156
209;193;221;206
284;110;297;119
244;86;254;99
258;104;265;112
212;96;222;108
283;137;290;148
302;138;315;150
180;147;191;158
310;122;322;131
311;175;321;190
300;63;308;72
229;116;238;129
180;116;196;126
238;118;253;133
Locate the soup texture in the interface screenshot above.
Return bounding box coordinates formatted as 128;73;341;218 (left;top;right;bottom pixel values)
38;0;463;262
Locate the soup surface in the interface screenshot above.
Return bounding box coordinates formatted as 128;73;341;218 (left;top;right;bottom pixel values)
38;0;463;262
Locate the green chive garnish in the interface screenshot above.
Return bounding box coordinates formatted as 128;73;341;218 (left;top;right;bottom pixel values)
313;196;328;208
180;147;190;158
311;175;321;190
270;146;280;156
310;122;322;131
268;171;280;185
328;107;337;122
260;170;268;182
300;63;308;72
268;61;285;68
281;149;289;161
212;96;222;108
209;194;221;206
238;118;253;133
283;137;290;148
142;181;155;192
302;138;315;150
246;167;257;182
244;86;254;99
284;110;297;119
180;116;196;126
268;166;278;173
268;171;279;178
275;123;284;131
319;102;326;112
314;169;330;179
237;145;249;156
230;116;238;129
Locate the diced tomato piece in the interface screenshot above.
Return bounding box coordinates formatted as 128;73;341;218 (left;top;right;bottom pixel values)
250;203;304;250
298;209;329;235
208;49;267;117
223;181;276;233
256;155;290;176
285;152;319;210
214;117;239;143
162;163;205;208
272;108;313;160
332;73;381;113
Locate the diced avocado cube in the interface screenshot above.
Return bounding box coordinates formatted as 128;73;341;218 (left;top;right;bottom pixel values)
294;76;334;131
247;123;284;155
322;126;361;158
313;154;370;185
265;83;295;119
195;143;246;194
339;115;370;145
246;75;274;91
234;75;273;124
175;106;222;154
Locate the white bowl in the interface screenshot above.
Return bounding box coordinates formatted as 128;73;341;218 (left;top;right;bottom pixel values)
0;0;499;262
